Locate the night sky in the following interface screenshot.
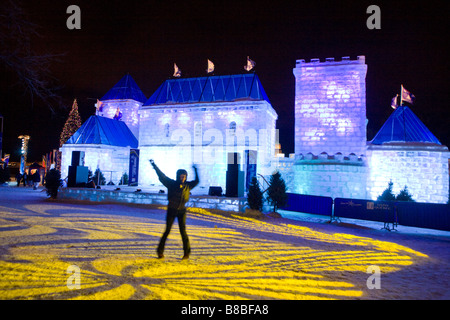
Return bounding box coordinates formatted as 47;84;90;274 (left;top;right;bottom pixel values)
1;0;448;162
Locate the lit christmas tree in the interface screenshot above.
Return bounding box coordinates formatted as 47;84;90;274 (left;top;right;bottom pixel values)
59;99;82;147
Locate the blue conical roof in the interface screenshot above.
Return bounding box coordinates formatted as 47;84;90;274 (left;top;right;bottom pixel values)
144;73;271;106
370;106;441;145
101;74;147;103
65;116;138;148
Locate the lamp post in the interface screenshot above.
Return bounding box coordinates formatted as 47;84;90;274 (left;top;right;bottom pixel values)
18;135;30;174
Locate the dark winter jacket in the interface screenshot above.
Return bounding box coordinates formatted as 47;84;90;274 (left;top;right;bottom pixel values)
32;172;41;183
152;163;199;210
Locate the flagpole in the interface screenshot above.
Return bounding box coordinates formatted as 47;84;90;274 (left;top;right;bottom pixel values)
198;59;215;102
400;84;406;141
400;84;403;106
201;59;213;102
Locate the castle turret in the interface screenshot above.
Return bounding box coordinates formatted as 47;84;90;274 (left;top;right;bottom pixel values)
367;105;449;203
97;74;147;139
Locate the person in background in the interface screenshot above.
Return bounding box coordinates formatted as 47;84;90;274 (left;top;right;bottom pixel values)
22;171;27;187
32;170;40;190
16;172;22;187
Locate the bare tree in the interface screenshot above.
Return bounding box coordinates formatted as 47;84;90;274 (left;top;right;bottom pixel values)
0;0;63;113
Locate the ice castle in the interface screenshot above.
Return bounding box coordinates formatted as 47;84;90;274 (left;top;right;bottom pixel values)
60;56;449;204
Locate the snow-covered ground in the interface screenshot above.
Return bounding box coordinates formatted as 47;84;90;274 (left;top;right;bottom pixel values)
0;186;449;300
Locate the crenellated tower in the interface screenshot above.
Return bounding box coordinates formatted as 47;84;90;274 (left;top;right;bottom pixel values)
291;56;368;199
293;56;367;157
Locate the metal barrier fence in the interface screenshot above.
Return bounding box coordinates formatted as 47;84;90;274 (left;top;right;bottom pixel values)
396;202;450;231
334;198;397;230
282;193;333;216
281;193;450;232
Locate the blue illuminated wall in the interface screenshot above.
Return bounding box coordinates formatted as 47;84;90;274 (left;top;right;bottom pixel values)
367;143;449;203
60;144;132;184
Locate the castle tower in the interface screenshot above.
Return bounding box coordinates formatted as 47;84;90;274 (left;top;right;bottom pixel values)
293;56;367;156
367;106;449;203
291;56;368;199
97;74;147;139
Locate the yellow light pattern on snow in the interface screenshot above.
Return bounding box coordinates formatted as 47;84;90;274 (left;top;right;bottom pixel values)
0;203;428;300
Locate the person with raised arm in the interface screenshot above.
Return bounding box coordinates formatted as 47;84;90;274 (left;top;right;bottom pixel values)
149;159;199;260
